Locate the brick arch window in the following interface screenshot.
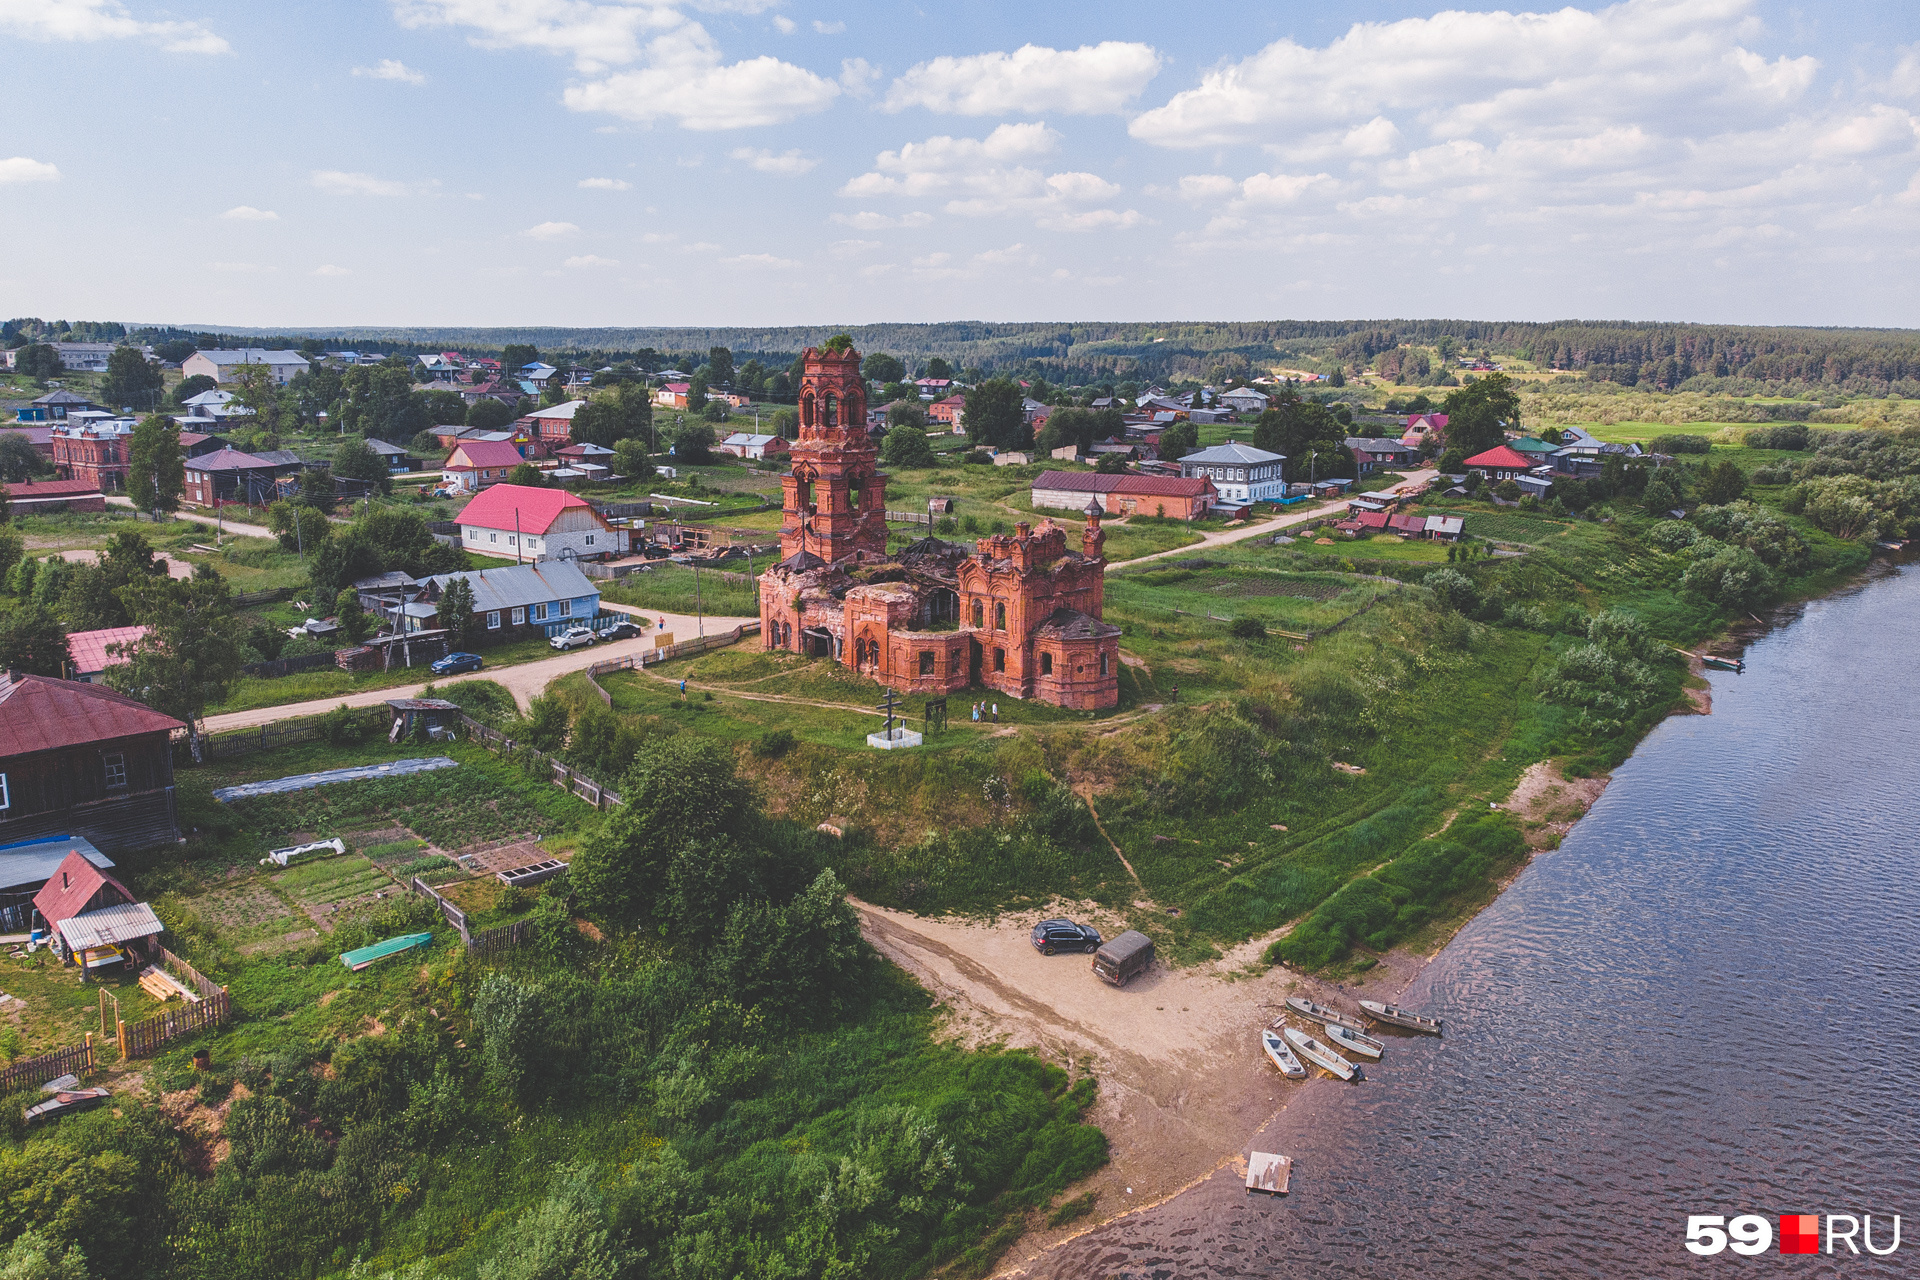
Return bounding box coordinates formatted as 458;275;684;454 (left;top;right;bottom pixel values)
919;650;936;675
1100;651;1109;676
1040;652;1053;676
972;600;984;628
824;393;839;428
801;394;815;428
995;602;1006;630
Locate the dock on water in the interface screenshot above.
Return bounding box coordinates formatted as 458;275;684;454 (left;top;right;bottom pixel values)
1246;1151;1293;1195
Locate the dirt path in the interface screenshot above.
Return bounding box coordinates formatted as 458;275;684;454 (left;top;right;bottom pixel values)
1110;469;1438;568
104;496;279;541
56;548;196;579
199;609;756;731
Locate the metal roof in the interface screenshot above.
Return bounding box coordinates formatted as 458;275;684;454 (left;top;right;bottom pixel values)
0;673;184;756
56;901;165;952
0;836;112;894
423;560;598;615
1178;441;1286;465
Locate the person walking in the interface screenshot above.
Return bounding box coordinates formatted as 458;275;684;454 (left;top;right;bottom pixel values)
680;679;687;696
991;703;999;723
972;702;980;722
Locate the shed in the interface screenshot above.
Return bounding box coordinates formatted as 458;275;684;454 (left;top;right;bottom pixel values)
0;835;112;933
31;850;163;965
386;698;463;743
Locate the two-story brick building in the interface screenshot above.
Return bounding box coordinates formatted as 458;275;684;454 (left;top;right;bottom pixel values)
51;420;135;491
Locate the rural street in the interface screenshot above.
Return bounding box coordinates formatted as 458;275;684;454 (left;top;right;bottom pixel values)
1111;468;1437;567
106;496;277;541
200;603;758;733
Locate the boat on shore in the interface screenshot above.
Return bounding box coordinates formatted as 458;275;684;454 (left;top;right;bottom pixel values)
1282;1026;1365;1082
1324;1022;1386;1060
1359;999;1444;1035
1284;996;1365;1032
1261;1028;1306;1078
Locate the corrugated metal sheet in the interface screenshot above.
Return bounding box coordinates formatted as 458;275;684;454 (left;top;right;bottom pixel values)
57;901;164;951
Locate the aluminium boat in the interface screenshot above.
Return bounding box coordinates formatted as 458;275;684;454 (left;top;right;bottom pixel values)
1261;1028;1306;1078
1359;999;1444;1035
1324;1021;1386;1060
1282;1026;1364;1082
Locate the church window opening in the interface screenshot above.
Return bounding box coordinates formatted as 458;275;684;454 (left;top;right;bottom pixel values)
995;602;1006;630
919;651;935;675
824;393;838;428
801;394;814;429
972;600;984;628
994;647;1006;672
1100;652;1109;676
1040;652;1053;676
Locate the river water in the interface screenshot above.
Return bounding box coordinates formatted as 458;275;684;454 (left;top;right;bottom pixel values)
1026;561;1920;1278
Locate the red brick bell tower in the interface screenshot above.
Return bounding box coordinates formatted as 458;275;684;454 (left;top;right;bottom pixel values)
779;342;890;564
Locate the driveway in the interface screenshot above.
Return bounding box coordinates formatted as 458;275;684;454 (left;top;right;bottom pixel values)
1111;468;1437;568
200;607;758;732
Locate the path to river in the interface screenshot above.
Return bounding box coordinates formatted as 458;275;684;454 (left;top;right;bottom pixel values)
1009;557;1920;1278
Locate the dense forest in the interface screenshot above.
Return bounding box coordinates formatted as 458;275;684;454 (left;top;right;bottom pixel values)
123;319;1920;397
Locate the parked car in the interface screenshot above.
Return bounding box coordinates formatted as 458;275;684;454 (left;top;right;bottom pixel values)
1091;930;1155;986
597;619;643;641
1030;918;1102;955
431;651;483;675
549;626;597;651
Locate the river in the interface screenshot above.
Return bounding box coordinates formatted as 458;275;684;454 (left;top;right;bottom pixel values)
1022;560;1920;1277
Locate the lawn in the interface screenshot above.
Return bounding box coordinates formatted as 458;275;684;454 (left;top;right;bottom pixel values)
1287;533;1453;562
1415;507;1580;544
600;561;762;618
207;632;561;713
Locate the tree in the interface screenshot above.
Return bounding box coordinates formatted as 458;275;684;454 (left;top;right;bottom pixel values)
571;383;652;448
1042;407;1122;455
101;346;164;411
670;424;714;465
297;467;337;512
307;533;381;599
685;377;708;413
1696;459;1749;506
334;588;371;644
1439;373;1521;458
0;433;49;483
925;356;952;379
771;406;799;440
887;400;927;429
14;345;61;381
0;525;19;573
612;438;653;481
700;400;729;424
1329;368;1347;387
1095;452;1131;474
440;576;476;648
231;363;288;436
466;398;514;430
125;415;185;518
507;462;545;487
338;364;428;442
332;434;392;496
0;1228;90;1280
289;363;343;426
500;343;539;376
706;347;734;388
106;574;244;757
862;352;905;384
267;500;330;553
421;388;469;426
1157;420;1199;459
58;531;166;630
880;423;936;468
964;378;1027;450
0;605;66;676
571;737;757;926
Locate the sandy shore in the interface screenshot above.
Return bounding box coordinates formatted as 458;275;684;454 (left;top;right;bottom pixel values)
853;758;1619;1275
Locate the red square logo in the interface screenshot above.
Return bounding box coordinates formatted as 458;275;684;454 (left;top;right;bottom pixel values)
1780;1214;1820;1254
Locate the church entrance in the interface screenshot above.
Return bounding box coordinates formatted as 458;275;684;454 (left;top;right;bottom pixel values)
968;637;983;684
801;627;834;658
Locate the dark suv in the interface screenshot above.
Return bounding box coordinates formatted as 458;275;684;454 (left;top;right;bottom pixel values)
1030;918;1102;955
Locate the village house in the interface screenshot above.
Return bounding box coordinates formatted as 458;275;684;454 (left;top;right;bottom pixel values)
441;439;529;493
1215;386;1270;414
49;342;137;373
176;431;232;459
181;349;311;385
51;420;134;491
1177;440;1287;508
1403;412;1448;447
177;389;253;422
1;425;54;459
1461;444;1537;482
366;438;418;472
0;672;185;854
1029;469;1216;520
453;483;626;562
34;849;165;971
17;390;100;423
1346;436;1418;474
183;447;299;507
3;478;106;518
518;400;587;456
928;395;966;428
414;560;603;642
717;432;791;460
654;381;694;409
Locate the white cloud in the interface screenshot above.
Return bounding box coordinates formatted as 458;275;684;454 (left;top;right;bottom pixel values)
311;169;411;197
352;58;427;84
885;42;1161;115
1;0;229;55
842;123;1140;228
729;147;818;175
722;252;801;268
811;19;843;35
397;0;841;129
771;15;794;34
524;221;581;240
578;177;633;190
840;57;880;95
220;205;278;221
1038;208;1145;232
973;243;1038;266
1168;174;1237;202
207;261;265;273
829;238;880;258
312;264;351;276
0;157;61;184
831;210;935;230
563;254;619;268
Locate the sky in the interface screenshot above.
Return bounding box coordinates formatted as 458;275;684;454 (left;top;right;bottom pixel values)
2;0;1918;331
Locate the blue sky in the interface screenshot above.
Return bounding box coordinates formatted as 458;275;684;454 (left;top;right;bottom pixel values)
2;0;1917;329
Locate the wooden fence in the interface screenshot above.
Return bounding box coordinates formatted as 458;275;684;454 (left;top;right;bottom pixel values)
241;650;341;679
411;877;470;942
452;713;625;809
185;707;389;763
232;587;294;607
160;947;224;1000
0;1038;95;1093
118;990;231;1059
466;918;537;961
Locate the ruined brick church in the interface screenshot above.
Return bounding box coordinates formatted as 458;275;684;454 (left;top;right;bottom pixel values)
758;342;1121;710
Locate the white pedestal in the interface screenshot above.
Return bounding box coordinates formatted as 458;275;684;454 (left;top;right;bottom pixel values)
866;727;923;750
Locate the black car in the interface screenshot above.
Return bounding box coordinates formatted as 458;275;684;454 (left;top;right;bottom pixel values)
431;651;483;675
1030;918;1102;955
597;620;643;641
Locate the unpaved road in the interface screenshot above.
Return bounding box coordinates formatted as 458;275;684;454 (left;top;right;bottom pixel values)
1111;469;1438;568
853;901;1429;1272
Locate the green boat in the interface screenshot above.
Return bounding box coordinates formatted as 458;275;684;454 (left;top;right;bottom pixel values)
340;932;433;972
1701;655;1745;673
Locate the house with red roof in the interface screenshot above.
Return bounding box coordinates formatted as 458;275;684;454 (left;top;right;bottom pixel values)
1387;512;1427;536
1461;444;1536;481
442;439;530;493
1028;470;1217;521
32;849;163;969
2;478;105;518
0;672;185;854
654;381;693;409
65;626;148;683
452;482;627;561
516;399;587;456
928;394;967;430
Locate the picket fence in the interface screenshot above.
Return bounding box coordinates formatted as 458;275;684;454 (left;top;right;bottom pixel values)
0;1038;96;1094
118;991;232;1060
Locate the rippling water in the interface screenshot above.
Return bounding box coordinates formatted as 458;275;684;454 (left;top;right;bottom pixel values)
1028;562;1920;1278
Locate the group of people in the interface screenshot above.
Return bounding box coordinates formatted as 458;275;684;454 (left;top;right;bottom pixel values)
971;701;999;723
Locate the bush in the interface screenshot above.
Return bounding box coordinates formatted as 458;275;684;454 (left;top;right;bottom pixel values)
1745;422;1809;451
1227;616;1266;639
1651;433;1712;454
752;728;797;758
1646;520;1698;551
963;450;993;465
319;703;364;746
1424;567;1478;612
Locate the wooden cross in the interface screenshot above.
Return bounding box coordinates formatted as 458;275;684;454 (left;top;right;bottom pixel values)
876;687;903;736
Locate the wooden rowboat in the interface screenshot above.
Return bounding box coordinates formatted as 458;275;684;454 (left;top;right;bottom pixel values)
1282;1026;1364;1082
1324;1021;1386;1060
1284;995;1365;1032
1261;1028;1306;1078
1359;999;1443;1035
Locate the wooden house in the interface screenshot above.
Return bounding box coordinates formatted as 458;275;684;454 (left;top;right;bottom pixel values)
0;672;185;853
33;849;164;970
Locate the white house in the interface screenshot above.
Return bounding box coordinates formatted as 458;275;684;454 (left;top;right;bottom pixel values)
182;349;311;386
1215;386;1270;414
50;342;124;372
452;483;627;562
1177;440;1288;506
178;389;252;420
716;432;791;460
